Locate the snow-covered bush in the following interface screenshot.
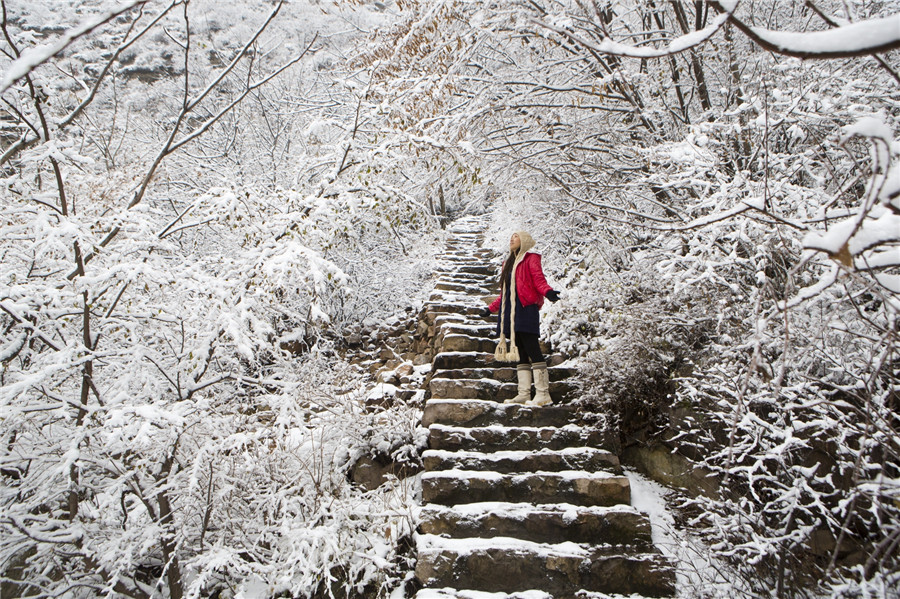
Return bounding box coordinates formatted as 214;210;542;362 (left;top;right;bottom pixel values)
0;2;433;597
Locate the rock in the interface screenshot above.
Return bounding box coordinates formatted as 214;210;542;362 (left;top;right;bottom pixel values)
349;456;392;490
432;352;493;370
621;444;720;498
422;399;577;428
415;540;675;597
428;423;616;453
423;447;620;474
421;471;631;506
419;503;650;545
377;371;399;385
429;377;501;401
440;334;493;353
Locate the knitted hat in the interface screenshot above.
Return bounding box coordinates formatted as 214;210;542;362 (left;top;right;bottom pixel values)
495;231;535;363
515;231;535;255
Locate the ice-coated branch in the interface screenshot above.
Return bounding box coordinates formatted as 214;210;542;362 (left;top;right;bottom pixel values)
710;2;900;59
537;1;900;62
534;12;731;59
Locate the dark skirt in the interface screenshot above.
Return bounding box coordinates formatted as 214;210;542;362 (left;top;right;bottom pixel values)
497;289;540;337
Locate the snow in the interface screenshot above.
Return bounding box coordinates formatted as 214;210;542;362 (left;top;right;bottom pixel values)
539;13;730;59
843;115;896;143
420;501;641;519
2;0;898;596
417;589;552;599
416;533;589;558
627;469;746;598
429;423;591;435
423;447;613;460
422;469;620;481
749;14;900;56
0;0;145;94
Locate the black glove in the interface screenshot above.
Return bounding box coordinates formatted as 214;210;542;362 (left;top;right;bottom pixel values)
479;307;492;318
546;289;561;303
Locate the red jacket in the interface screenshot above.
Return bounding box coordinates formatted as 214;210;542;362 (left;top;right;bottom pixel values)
489;252;553;313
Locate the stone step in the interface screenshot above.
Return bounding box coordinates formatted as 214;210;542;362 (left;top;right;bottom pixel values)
432;314;467;328
433;264;490;273
430;378;504;401
432;351;494;370
431;365;578;383
435;264;496;276
428;423;617;453
429;378;577;402
433;279;494;291
423;447;621;474
433;282;495;294
419;502;650;546
435;334;495;354
439;322;495;336
436;251;495;261
424;304;484;324
428;292;483;304
421;470;630;506
415;591;551;599
434;271;491;282
436;254;487;262
415;535;676;597
423;399;577;428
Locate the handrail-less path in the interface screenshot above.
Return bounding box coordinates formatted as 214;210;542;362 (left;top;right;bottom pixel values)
413;216;676;599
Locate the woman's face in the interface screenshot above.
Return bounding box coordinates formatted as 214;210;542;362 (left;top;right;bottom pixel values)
510;233;521;252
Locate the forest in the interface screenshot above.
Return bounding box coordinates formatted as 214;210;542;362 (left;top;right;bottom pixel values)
0;1;898;598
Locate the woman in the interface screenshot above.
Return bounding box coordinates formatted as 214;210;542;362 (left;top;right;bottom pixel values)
482;231;561;407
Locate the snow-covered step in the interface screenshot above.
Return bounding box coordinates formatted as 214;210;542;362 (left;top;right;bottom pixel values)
432;314;468;328
429;377;576;403
422;447;620;474
424;309;484;326
434;264;496;276
429;377;509;401
425;300;484;311
438;322;496;336
419;501;650;546
421;469;631;506
414;589;551;599
430;365;577;382
436;253;493;262
438;254;495;263
434;281;496;294
415;535;676;597
422;399;578;428
432;351;495;370
433;278;493;290
428;290;491;304
428;423;616;453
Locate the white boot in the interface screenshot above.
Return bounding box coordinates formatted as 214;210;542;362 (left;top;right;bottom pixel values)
528;362;552;407
504;364;532;404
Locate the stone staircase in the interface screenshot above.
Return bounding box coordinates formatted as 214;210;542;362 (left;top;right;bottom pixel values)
414;216;676;598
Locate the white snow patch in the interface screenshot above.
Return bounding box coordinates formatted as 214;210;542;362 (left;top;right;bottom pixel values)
626;469;747;598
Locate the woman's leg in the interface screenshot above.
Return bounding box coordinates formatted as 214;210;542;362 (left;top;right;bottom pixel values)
514;332;543;364
508;332;540;404
515;333;551;407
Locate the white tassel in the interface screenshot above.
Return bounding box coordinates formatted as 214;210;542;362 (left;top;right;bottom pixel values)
506;344;520;363
495;335;519;363
495;335;508;361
